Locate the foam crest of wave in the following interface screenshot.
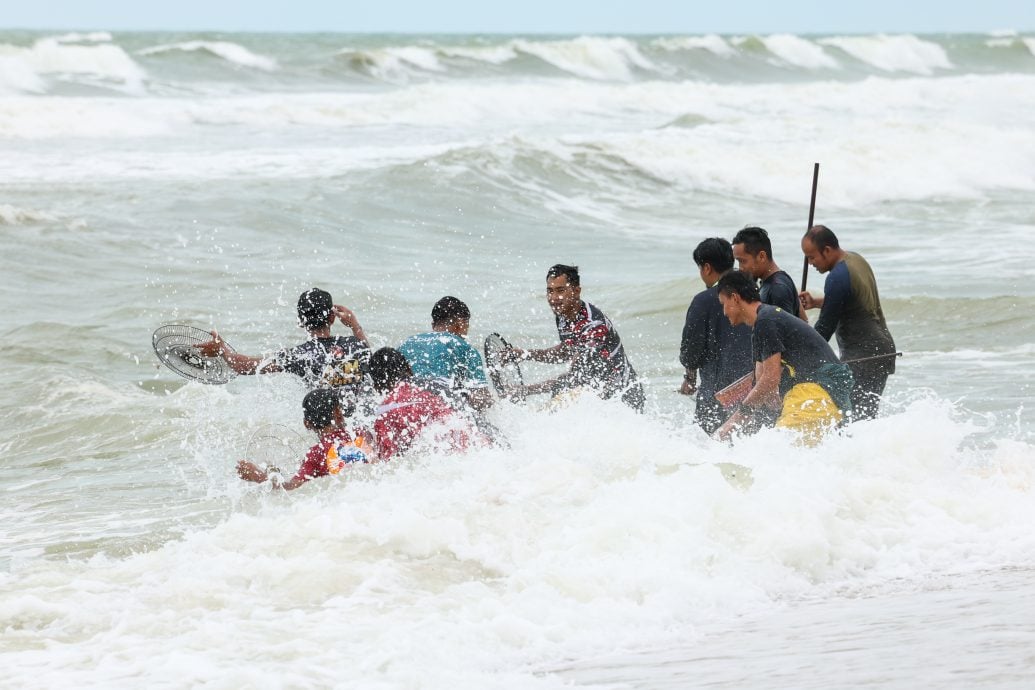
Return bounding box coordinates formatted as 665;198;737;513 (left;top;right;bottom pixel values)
820;34;953;75
2;396;1034;685
339;45;445;81
0;36;145;94
49;32;113;44
512;36;658;81
438;43;520;65
0;204;57;225
138;40;278;71
759;33;840;69
651;34;735;57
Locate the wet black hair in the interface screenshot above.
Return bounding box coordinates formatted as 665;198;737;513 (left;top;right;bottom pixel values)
546;264;580;287
302;388;341;428
431;296;470;327
804;224;840;252
297;288;333;331
716;270;761;303
369;347;413;393
731;226;773;259
692;238;735;273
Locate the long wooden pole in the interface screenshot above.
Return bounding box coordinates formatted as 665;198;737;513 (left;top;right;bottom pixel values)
801;162;820;292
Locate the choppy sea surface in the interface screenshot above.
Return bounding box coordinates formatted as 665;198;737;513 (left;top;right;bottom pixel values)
2;30;1034;688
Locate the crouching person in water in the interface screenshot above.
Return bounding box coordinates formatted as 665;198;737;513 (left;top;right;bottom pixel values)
237;388;373;490
369;347;482;460
713;270;854;445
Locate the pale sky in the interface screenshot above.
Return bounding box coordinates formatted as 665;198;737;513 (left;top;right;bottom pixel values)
3;0;1034;34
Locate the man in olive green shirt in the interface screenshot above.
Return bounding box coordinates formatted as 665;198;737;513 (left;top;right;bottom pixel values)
800;225;896;420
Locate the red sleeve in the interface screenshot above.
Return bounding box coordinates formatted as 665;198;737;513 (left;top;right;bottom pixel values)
293;441;327;483
373;416;398;460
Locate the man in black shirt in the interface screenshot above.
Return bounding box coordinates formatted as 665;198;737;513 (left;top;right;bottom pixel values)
678;238;753;434
713;271;853;444
732;226;808;320
198;288;373;399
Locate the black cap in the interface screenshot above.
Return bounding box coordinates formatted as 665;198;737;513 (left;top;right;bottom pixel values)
297;288;333;330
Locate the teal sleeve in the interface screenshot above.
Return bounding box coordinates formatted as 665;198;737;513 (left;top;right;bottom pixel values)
463;342;488;385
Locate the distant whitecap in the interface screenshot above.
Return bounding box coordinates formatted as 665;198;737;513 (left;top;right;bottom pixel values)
140;41;278;72
760;34;839;70
819;34;953;75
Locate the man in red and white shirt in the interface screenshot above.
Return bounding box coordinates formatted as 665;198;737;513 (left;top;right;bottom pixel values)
368;347;478;460
510;264;644;411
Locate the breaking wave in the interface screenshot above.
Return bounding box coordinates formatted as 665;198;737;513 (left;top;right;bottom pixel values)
139;40;278;72
0;34;145;94
819;34;953;75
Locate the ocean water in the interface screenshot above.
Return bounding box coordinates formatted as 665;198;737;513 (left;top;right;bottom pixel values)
2;30;1034;688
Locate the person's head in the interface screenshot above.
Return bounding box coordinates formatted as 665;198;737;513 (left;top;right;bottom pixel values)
801;225;842;274
546;264;581;318
692;238;735;286
731;226;774;279
715;270;761;326
302;388;353;431
369;347;413;393
431;296;471;336
297;288;333;331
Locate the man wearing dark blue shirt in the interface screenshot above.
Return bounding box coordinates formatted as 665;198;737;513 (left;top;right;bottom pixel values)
679;238;753;434
732;226;808;320
800;225;896;419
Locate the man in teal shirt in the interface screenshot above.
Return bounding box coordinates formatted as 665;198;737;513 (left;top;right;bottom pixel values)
398;296;493;411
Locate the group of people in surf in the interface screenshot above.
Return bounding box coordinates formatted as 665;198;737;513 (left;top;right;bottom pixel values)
679;224;896;443
199;225;895;490
199;263;643;489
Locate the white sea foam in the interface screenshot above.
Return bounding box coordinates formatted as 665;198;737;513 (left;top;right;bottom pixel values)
1;396;1033;686
819;34;953;75
439;43;520;65
139;41;278;71
0;47;45;93
511;36;659;81
0;96;179;138
651;34;736;58
50;32;114;44
1023;38;1035;58
0;204;57;225
760;33;839;69
0;37;145;94
2;74;1034;208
